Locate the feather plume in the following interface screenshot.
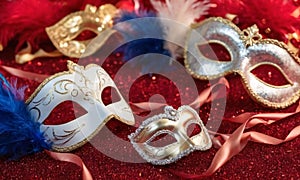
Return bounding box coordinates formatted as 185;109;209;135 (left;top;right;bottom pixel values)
151;0;210;25
0;0;78;51
209;0;241;17
0;75;50;160
209;0;300;42
150;0;211;57
0;0;110;53
114;11;171;73
114;11;169;59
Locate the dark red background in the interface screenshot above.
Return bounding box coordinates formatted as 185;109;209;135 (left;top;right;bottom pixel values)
0;0;299;178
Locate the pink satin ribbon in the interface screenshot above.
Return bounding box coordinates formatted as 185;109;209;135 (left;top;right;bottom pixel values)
1;67;227;179
2;65;299;178
203;112;300;177
133;78;300;178
173;105;300;178
0;65;49;82
45;150;93;180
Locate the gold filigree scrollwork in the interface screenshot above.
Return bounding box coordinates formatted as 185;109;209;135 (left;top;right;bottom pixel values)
185;17;300;108
241;24;263;47
52;125;84;146
46;4;118;58
26;61;135;152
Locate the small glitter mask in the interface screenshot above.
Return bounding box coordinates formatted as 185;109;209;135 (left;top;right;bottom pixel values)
129;106;212;165
26;61;134;152
185;17;300;108
46;4;118;58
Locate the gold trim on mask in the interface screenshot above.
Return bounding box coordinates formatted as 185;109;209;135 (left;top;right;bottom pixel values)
184;17;300;109
26;61;135;152
129;106;212;165
52;114;120;152
15;42;62;64
46;4;118;58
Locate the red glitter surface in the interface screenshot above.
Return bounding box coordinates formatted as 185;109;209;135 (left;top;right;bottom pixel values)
1;0;300;175
0;40;299;179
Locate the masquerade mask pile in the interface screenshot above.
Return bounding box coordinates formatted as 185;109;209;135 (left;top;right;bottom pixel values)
129;106;212;165
185;17;300;109
26;61;135;151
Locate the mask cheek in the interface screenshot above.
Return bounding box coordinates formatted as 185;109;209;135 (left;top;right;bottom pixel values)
100;84;135;125
185;122;210;148
246;73;299;108
43;102;113;151
180;108;212;150
133;129;182;162
244;43;300;108
27;75;113;151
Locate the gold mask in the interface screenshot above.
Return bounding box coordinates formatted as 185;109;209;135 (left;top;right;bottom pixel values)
185;17;300;109
46;4;118;58
129;106;212;165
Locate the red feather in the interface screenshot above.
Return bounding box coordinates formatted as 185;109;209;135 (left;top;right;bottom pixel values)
209;0;242;17
0;0;81;51
0;0;128;52
209;0;300;42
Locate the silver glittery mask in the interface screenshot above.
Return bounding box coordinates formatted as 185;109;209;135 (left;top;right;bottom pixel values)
129;106;212;165
185;17;300;109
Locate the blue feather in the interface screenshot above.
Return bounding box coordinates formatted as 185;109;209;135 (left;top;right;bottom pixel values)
0;75;51;160
114;11;171;63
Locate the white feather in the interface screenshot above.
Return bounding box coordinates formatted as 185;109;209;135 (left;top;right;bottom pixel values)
150;0;211;57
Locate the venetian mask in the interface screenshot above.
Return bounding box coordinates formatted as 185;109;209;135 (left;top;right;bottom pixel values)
46;4;118;58
185;17;300;109
26;61;135;152
129;106;211;165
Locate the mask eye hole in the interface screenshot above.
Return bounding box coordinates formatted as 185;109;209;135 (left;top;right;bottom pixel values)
197;42;231;62
186;123;202;138
243;31;249;36
44;101;87;125
252;36;260;41
101;86;121;106
250;63;293;86
74;30;98;41
148;132;177;148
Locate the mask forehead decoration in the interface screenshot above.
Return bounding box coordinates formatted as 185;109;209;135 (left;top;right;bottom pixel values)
26;61;135;152
129;106;212;165
185;17;300;109
46;4;118;58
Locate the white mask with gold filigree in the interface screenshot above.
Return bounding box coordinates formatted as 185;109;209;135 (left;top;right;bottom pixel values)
185;17;300;109
26;61;135;152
